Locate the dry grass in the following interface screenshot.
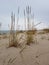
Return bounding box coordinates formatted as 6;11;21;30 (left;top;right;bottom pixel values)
9;30;37;48
38;29;49;34
26;30;37;45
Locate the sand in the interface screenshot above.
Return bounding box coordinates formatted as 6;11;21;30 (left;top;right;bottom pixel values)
0;33;49;65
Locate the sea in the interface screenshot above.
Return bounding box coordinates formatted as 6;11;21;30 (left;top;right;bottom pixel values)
0;30;9;34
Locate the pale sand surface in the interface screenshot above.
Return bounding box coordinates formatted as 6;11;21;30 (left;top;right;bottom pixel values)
0;33;49;65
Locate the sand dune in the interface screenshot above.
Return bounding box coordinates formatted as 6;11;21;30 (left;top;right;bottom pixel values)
0;33;49;65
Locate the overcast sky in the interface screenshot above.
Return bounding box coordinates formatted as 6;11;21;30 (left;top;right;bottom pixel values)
0;0;49;30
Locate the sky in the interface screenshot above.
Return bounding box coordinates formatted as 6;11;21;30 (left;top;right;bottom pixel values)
0;0;49;30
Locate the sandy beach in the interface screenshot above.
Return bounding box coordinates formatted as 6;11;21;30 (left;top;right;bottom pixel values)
0;33;49;65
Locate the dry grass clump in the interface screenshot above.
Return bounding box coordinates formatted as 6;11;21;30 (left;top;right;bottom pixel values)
9;34;17;47
26;30;37;45
42;29;49;33
27;34;33;45
9;30;37;48
38;29;49;34
15;32;28;48
0;34;8;40
38;32;45;34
